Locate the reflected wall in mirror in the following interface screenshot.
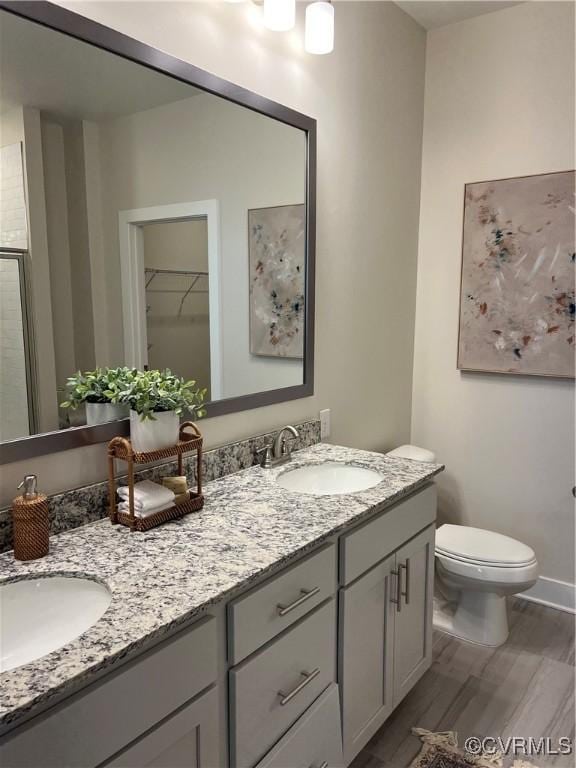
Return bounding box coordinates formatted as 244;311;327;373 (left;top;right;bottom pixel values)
0;5;312;447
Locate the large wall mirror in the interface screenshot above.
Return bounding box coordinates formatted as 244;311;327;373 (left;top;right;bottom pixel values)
0;2;315;462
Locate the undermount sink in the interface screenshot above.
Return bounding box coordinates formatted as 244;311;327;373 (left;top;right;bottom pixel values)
0;576;112;673
276;462;384;496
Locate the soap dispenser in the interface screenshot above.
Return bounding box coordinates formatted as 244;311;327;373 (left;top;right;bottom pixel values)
12;475;50;561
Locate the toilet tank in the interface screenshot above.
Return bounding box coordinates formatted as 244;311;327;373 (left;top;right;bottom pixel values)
386;444;436;463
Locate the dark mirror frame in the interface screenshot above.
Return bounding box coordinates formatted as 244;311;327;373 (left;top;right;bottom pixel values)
0;0;316;464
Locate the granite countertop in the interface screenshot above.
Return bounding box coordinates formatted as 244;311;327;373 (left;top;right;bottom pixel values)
0;442;443;733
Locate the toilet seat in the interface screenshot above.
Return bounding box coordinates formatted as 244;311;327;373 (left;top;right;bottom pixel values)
436;524;536;567
436;552;538;584
436;550;537;568
436;550;539;585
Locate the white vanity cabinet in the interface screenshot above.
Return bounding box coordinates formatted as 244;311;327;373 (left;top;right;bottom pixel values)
1;483;438;768
338;487;436;764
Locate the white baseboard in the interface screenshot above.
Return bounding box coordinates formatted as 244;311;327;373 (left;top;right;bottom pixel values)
518;576;576;614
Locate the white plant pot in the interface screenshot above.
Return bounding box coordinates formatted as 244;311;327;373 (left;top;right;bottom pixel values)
130;410;179;453
86;402;129;426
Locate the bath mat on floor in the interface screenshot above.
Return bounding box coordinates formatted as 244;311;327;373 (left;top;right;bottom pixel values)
409;729;539;768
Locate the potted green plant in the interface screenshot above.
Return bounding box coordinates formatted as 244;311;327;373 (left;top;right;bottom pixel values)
120;369;207;452
61;367;134;426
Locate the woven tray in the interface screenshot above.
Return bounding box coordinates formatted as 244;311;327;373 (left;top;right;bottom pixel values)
108;422;203;464
107;421;204;532
113;491;204;532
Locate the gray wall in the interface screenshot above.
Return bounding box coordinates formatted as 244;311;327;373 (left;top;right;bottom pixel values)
411;2;575;584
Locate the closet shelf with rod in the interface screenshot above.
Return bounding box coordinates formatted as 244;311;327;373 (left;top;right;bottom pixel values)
144;267;209;316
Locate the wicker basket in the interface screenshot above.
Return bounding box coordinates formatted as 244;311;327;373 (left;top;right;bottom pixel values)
108;421;204;531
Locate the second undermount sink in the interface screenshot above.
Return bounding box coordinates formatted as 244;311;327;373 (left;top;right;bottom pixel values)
276;462;384;496
0;576;112;673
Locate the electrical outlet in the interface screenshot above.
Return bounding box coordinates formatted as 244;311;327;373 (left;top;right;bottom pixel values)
320;408;331;440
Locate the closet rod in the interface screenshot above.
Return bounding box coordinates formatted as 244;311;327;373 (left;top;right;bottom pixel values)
144;268;208;276
145;268;209;290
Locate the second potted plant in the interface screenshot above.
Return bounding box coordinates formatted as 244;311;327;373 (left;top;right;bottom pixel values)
61;367;134;426
121;369;207;453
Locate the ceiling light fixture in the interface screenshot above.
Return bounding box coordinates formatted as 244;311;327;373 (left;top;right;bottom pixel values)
304;0;334;54
263;0;296;31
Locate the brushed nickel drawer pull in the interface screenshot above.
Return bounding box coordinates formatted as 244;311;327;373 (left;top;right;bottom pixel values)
278;668;320;706
277;586;320;616
400;560;410;605
313;762;328;768
390;569;402;612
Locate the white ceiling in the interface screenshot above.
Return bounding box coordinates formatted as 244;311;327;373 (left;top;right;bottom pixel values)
1;3;526;122
0;9;198;122
395;1;524;30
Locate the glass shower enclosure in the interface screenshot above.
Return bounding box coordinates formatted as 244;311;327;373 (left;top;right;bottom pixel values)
0;250;35;440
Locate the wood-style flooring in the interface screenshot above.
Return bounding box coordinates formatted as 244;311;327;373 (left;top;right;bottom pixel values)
351;599;575;768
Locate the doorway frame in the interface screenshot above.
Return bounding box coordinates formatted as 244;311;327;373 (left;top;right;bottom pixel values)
118;200;223;400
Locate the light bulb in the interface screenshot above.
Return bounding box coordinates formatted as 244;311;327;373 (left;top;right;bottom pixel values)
305;1;334;54
263;0;296;31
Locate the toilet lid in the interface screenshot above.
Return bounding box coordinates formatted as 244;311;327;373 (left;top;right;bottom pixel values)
387;445;436;463
436;524;536;566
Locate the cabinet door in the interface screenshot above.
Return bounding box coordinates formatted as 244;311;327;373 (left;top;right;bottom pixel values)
103;686;221;768
392;524;435;705
339;555;395;765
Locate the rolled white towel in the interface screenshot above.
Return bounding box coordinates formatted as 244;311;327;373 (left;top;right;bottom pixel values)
117;500;174;518
117;480;174;511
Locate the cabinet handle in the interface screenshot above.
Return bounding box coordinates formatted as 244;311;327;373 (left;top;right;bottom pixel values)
390;569;402;612
312;763;328;768
400;559;410;605
277;587;320;616
278;668;320;705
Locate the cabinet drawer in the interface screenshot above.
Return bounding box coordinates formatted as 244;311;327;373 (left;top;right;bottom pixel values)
102;686;220;768
340;484;436;584
230;599;336;768
255;684;344;768
0;616;217;768
228;543;335;664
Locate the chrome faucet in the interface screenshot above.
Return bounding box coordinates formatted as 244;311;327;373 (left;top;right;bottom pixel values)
257;425;300;468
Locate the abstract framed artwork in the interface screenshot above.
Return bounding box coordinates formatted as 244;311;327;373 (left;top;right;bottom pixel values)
457;170;575;378
248;204;305;359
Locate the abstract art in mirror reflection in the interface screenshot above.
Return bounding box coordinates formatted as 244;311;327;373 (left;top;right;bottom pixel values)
249;204;305;359
458;170;575;378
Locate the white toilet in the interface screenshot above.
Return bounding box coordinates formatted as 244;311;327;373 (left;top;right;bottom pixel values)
434;524;538;646
386;445;539;647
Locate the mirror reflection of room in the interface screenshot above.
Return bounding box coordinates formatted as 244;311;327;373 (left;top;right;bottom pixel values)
0;9;307;441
